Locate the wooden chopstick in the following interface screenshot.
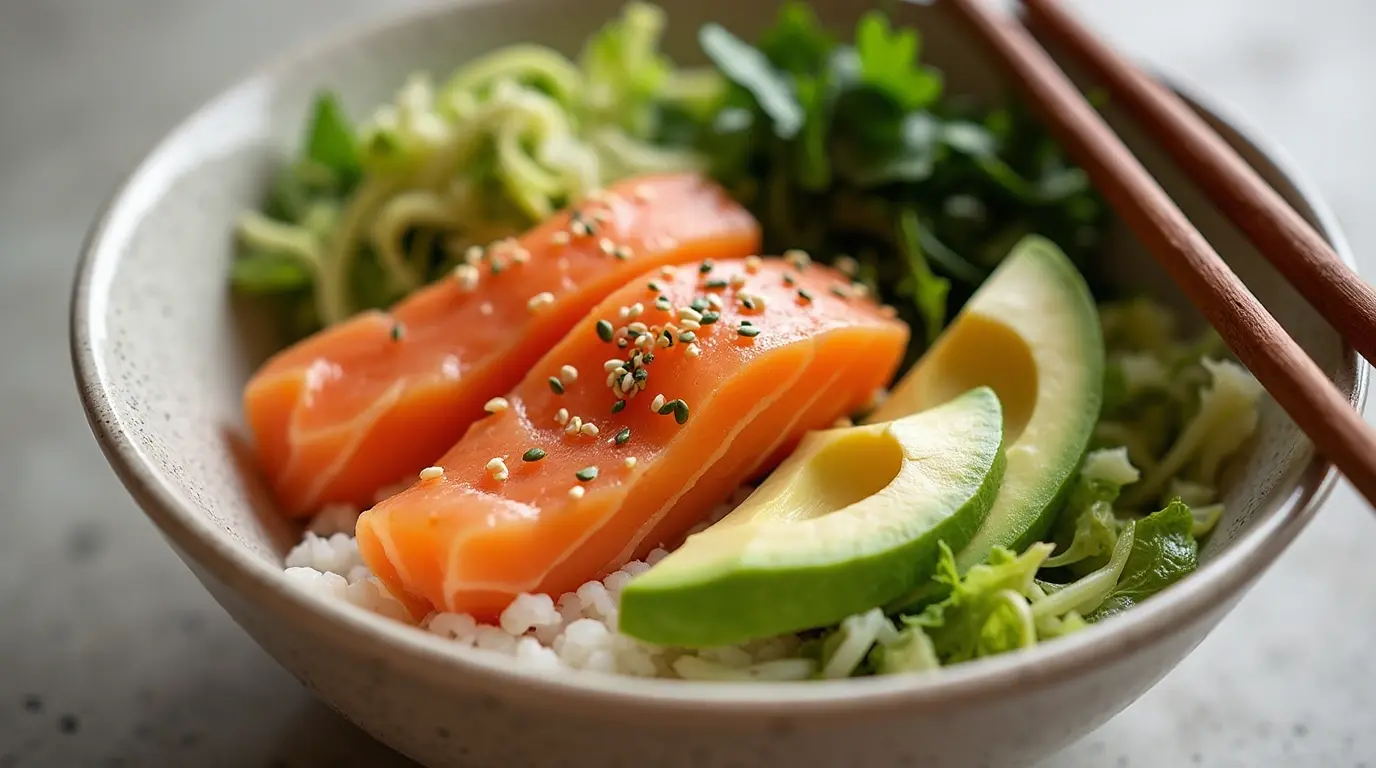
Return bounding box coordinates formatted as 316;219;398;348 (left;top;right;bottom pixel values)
1019;0;1376;366
944;0;1376;508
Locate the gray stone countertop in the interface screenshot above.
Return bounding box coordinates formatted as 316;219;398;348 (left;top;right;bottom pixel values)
2;0;1373;765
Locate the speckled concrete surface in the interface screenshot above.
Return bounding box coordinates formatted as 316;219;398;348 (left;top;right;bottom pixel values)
2;1;1373;766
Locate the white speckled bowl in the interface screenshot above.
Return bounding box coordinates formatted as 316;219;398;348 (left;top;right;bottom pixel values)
70;1;1365;766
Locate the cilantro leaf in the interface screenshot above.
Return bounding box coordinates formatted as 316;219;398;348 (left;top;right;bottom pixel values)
854;10;943;111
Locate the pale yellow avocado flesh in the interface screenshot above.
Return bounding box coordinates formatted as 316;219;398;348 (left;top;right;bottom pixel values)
618;388;1006;647
867;235;1103;574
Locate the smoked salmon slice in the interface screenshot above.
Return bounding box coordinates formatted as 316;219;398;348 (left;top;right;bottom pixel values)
355;256;909;620
243;173;760;517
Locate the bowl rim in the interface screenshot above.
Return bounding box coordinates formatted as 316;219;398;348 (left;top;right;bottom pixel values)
70;0;1368;718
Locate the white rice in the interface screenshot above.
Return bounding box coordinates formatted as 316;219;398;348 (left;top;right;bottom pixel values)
281;486;882;680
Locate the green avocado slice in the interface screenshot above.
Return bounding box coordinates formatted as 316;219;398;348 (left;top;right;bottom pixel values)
869;235;1103;605
618;387;1006;648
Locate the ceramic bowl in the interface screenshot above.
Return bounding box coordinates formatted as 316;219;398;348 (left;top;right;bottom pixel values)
70;0;1364;766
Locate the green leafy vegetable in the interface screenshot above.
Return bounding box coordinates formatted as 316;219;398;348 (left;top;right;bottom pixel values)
1043;447;1138;570
853;10;942;111
699;24;803;139
1086;500;1199;622
896;208;950;344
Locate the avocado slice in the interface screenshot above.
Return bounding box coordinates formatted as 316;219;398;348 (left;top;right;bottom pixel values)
868;235;1103;581
619;387;1006;648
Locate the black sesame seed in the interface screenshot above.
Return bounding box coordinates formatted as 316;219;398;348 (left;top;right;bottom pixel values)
548;377;565;395
690;297;710;312
699;261;714;274
658;400;677;416
575;466;598;482
738;326;760;338
798;288;814;303
615;427;632;445
611;400;627;414
673;400;690;424
389;322;405;342
596;320;614;342
705;279;728;289
633;368;649;382
699;312;720;325
522;448;547;462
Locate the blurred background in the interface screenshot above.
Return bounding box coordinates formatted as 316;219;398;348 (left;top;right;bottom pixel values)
2;0;1374;765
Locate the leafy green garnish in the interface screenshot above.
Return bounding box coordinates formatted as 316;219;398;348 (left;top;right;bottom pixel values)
699;24;804;139
304;92;361;183
896;208;950;345
1086;500;1199;622
853;11;942;111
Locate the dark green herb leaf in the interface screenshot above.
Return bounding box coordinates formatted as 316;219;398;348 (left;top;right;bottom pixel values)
700;24;803;139
304;91;360;180
897;208;951;344
854;11;943;111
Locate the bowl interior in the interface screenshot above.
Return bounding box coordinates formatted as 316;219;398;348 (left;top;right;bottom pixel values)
75;0;1359;688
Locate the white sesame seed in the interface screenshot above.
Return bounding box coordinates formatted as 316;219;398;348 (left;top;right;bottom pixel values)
686;344;701;359
730;273;747;288
656;334;671;349
485;457;509;481
560;364;579;383
604;359;624;373
706;294;724;310
678;319;701;331
465;245;484;265
606;372;619;387
629;302;645;318
566;416;583;435
677;306;703;323
512;249;531;265
618;306;631;320
620;373;635;392
624;456;638;469
599;237;615;255
484;397;510;414
570;219;589;237
580;423;599;437
555;408;570;426
852;283;871;298
652;394;666;412
784;249;812;269
744;255;762;273
552;231;570;245
452;264;480;291
634;335;651;349
568;485;586;500
419;466;444;481
614;245;633;260
628;322;648;334
527;292;555;312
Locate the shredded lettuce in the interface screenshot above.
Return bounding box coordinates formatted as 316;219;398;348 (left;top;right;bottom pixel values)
1086;500;1199;622
1043;447;1138;569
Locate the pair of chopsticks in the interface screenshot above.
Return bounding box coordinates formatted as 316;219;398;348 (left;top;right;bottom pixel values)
945;0;1376;508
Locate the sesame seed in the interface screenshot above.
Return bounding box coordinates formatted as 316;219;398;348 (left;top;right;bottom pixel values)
611;400;626;414
699;261;714;274
465;245;484;265
677;306;703;323
740;295;758;311
707;293;724;310
599;237;615;255
659;266;675;278
686;343;701;358
552;231;570;245
483;397;510;414
797;288;814;303
673;400;690;424
634;335;651;349
647;281;661;292
523;447;547;462
705;279;728;289
744;255;762;273
604;359;624;372
652;394;666;412
679;331;697;344
679;319;700;331
628;321;648;334
560;364;579;383
606;372;619;387
852;283;871;298
629;302;645;318
548;376;565;395
486;457;509;481
642;352;656;364
555;408;570;425
565;416;583;435
633;368;648;382
782;273;796;286
570;218;590;237
419;466;444;481
830;285;850;299
621;372;635;391
390;322;406;342
596;320;614;342
836;255;859;276
657;330;674;349
575;466;599;482
784;249;812;269
527;292;555;313
581;422;599;437
452;264;480;291
568;485;586;499
618;306;631;320
624;456;638;469
654;296;672;312
729;273;747;288
699;311;720;325
738;325;760;338
614;245;633;260
657;399;677;416
617;338;629;348
489;258;505;276
690;297;709;312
